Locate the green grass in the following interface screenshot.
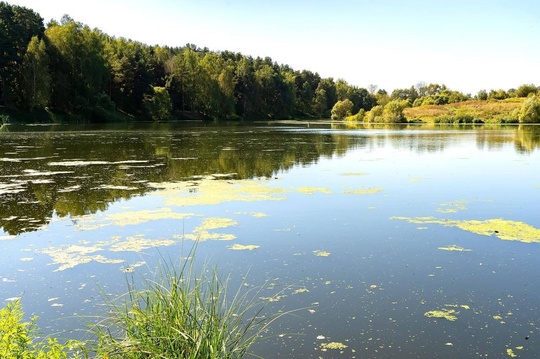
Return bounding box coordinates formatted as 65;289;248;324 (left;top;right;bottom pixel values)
1;244;289;358
403;98;524;124
94;251;285;359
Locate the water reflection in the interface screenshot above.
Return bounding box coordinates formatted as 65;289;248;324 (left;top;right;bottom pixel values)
1;123;539;235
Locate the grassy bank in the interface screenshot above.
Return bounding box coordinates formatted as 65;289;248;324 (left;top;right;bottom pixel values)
403;98;524;124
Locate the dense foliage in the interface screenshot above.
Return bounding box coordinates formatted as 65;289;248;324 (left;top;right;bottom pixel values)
0;2;377;122
1;2;539;123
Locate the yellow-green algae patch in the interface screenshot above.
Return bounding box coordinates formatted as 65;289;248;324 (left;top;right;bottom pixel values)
392;216;540;243
342;187;383;195
106;208;195;226
438;245;472;252
228;244;260;251
151;179;287;207
292;288;309;295
313;250;331;257
297;187;332;195
507;348;517;357
75;208;196;231
41;244;124;272
109;234;176;252
340;172;367;176
320;342;348;350
178;217;238;242
424;308;458;321
234;211;268;218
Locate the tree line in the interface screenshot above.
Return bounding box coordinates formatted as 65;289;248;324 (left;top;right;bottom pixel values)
1;2;539;123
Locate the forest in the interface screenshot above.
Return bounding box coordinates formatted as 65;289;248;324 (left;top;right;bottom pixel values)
1;2;540;123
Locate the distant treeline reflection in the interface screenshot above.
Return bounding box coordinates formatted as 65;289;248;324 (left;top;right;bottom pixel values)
1;124;539;235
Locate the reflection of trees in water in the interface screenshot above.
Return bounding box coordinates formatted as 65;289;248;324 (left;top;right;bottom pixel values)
0;126;362;235
514;125;540;153
2;123;538;235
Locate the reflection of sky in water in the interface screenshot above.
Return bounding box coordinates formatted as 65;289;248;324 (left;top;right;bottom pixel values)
0;124;540;357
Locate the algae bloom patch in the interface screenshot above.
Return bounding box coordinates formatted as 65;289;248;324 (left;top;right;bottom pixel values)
298;187;332;195
313;250;331;257
342;187;383;195
151;179;287;207
424;308;458;321
392;216;540;243
438;245;472;252
320;342;348;350
228;244;260;251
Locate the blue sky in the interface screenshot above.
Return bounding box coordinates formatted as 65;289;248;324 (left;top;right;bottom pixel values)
8;0;540;94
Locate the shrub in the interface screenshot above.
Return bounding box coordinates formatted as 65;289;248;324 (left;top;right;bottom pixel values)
518;95;540;123
0;300;83;359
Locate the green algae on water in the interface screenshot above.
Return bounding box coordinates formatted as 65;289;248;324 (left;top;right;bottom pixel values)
320;342;348;350
392;216;540;243
342;187;383;195
313;250;331;257
438;245;472;252
298;187;332;195
228;244;260;251
424;308;458;321
151;179;287;207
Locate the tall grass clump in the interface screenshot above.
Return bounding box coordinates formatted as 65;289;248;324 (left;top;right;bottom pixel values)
95;248;284;359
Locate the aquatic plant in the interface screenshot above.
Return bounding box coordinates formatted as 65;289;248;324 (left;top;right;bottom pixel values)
94;246;287;358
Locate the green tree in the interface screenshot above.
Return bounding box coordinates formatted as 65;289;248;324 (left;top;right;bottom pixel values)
477;89;488;100
21;35;50;110
518;95;540;123
312;86;327;118
487;89;508;100
383;99;409;123
331;99;353;120
46;18;108;114
515;84;538;98
0;2;44;107
364;105;384;123
145;86;172;121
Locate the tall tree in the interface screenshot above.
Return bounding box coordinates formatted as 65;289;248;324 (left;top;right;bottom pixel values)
0;2;44;107
21;36;51;110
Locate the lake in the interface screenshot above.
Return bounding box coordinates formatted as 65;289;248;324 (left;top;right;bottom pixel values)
1;122;540;358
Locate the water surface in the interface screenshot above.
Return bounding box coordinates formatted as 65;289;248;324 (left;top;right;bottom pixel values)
1;123;540;358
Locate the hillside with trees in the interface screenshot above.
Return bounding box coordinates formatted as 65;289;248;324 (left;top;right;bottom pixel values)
1;2;540;124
